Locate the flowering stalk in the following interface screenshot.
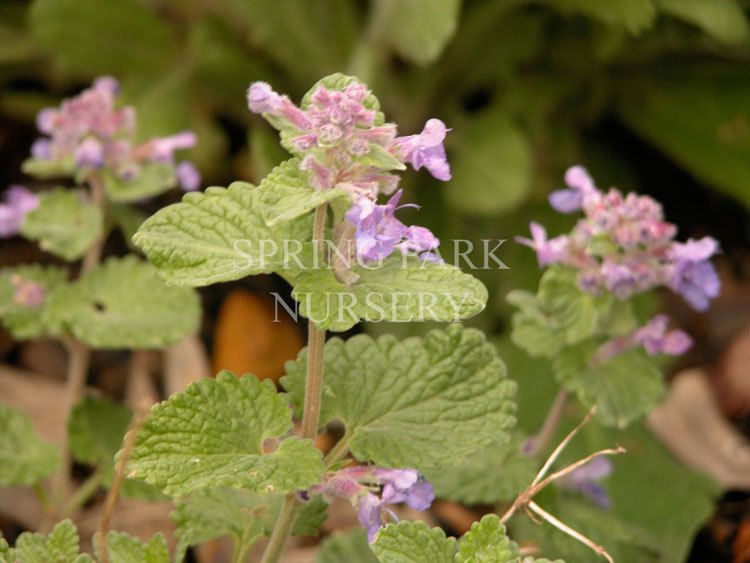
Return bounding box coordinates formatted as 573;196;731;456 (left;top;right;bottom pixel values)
260;204;329;563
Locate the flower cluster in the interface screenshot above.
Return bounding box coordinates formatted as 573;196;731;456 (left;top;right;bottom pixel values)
10;275;46;308
0;186;39;238
518;166;720;311
30;76;200;191
594;314;692;362
247;80;449;263
307;466;434;542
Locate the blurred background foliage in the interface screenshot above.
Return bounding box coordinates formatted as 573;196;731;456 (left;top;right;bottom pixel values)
2;0;749;321
1;1;750;561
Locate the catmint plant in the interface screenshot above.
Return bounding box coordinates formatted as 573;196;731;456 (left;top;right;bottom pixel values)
0;76;201;558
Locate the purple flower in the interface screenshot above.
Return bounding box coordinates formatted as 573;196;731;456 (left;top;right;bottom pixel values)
394;119;451;181
176;161;201;192
75;138;105;168
559;457;612;509
247;81;284;114
0;186;39;238
10;275;46;307
346;190;440;263
142;131;197;162
666;237;721;311
633;315;692;356
516;222;569;266
308;466;435;543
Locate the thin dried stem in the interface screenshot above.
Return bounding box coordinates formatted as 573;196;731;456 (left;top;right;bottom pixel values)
529;389;569;456
96;400;149;563
532;407;596;486
527;501;614;563
533;446;626;495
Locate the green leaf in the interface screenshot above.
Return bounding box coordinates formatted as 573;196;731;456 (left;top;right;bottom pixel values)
29;0;175;78
173;487;326;561
291;256;488;332
282;325;516;470
0;404;60;486
456;515;517;563
13;520;91;563
617;65;750;208
656;0;749;44
217;2;357;85
508;267;612;358
133;181;313;286
372;521;457;563
128;372;324;497
255;159;347;226
102;163;177;203
45;256;200;349
96;532;168;563
21;157;75;180
20;188;102;261
317;529;379;563
542;0;657;34
68;396;130;466
425;433;536;504
0;264;67;339
380;0;461;65
446;109;532;216
553;344;664;428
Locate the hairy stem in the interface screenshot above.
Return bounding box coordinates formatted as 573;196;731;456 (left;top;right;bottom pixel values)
261;204;329;563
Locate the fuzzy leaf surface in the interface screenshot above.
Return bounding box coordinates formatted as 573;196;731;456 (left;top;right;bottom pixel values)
0;404;60;486
283;325;516;470
128;372;324;496
173;487;326;560
133;181;313;286
95;532;168;563
372;521;456;563
45;256;200;348
20;189;103;261
291;257;488;332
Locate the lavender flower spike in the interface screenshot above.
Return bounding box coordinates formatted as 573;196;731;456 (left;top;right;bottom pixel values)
548;165;597;213
633;315;692;356
0;186;39;238
666;236;721;311
247;81;283;114
176;161;201;192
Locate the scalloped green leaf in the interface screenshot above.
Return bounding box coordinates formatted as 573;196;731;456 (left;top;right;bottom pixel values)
69;396;131;466
173;487;326;561
102;162;177;203
380;0;461;65
425;433;535;504
553;343;664;428
128;372;324;497
95;532;168;563
317;529;379;563
372;521;457;563
13;520;92;563
133;180;313;286
291;257;488;332
282;325;516;470
0;404;60;486
456;515;517;563
19;188;103;261
0;264;67;339
255;158;347;226
45;256;200;349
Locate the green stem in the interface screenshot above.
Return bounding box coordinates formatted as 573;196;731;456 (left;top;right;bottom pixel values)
323;434;350;468
260;204;329;563
64;469;103;515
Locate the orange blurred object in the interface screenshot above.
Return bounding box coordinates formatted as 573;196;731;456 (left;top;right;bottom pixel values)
212;289;303;383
